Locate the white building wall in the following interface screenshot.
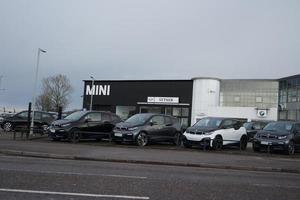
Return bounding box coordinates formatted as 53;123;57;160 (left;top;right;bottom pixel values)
191;78;220;124
191;78;278;125
207;107;278;122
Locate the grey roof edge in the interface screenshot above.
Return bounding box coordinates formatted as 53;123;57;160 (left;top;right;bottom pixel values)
191;77;222;81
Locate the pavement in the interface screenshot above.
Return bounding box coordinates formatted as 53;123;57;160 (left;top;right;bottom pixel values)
0;133;300;174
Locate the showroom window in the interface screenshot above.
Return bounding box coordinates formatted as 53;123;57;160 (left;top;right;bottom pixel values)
255;96;263;103
288;88;297;102
234;96;240;102
288;110;297;121
140;106;163;114
116;106;136;120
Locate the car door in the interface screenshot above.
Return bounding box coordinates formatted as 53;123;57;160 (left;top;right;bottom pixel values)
219;119;238;145
33;112;43;131
147;115;165;139
293;123;300;146
100;112;115;133
13;111;29;130
84;113;102;133
164;116;176;138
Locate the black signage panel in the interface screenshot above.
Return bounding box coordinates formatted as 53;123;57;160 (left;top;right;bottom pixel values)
83;80;193;110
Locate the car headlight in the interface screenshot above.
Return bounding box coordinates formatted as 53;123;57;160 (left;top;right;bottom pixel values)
278;135;287;140
128;127;138;131
61;123;71;127
204;131;214;135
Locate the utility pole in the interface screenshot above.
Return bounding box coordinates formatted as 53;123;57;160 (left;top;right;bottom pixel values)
30;48;46;135
0;75;5;92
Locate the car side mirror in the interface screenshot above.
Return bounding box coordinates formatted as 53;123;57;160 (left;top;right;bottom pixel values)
84;118;90;123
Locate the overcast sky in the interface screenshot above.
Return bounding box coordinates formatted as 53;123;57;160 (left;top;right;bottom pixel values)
0;0;299;111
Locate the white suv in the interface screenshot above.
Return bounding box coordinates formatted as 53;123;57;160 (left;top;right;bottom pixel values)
182;117;248;150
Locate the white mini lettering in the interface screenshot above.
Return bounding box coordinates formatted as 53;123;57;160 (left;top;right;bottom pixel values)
95;85;99;95
86;85;111;96
107;85;110;95
99;85;107;95
86;85;95;95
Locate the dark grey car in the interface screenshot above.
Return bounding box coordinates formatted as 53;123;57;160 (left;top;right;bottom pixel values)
252;121;300;155
243;121;270;141
112;113;182;146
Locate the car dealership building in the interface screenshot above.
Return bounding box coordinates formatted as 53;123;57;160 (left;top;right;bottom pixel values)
82;74;299;127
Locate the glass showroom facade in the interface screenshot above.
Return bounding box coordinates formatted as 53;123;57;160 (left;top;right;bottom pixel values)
220;80;278;109
278;74;300;121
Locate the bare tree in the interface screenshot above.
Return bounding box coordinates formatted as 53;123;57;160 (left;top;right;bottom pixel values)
35;74;73;112
35;93;53;111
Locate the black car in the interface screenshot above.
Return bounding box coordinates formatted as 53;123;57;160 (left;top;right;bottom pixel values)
252;121;300;155
1;110;56;132
48;110;121;142
113;113;182;146
0;113;15;127
243;121;270;141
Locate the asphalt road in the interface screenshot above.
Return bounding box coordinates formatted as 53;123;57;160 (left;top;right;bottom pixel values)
0;155;299;200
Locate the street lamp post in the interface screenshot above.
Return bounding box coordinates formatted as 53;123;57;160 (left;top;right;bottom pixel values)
30;48;46;135
90;76;95;111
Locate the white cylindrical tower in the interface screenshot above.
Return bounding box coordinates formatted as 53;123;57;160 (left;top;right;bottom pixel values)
191;77;220;125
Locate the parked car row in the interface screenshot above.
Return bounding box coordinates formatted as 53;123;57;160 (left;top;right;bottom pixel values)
2;110;299;155
0;111;57;133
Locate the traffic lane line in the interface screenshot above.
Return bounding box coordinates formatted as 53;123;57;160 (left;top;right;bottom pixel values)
0;188;150;199
253;183;300;189
0;168;147;179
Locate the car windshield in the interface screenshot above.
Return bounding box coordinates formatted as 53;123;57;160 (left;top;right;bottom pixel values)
263;122;293;132
64;111;86;121
125;114;150;125
194;118;222;128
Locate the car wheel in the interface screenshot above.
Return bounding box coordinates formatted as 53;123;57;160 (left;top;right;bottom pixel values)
212;136;223;150
240;135;248;150
51;137;61;142
173;132;182;146
286;141;295;155
252;144;260;152
114;141;123;145
3;122;13;132
136;132;148;147
70;129;80;143
183;140;192;148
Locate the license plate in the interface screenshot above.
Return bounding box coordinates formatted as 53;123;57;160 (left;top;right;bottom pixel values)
261;141;271;145
114;133;122;137
50;128;55;133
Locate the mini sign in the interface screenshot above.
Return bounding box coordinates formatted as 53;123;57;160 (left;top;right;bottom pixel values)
86;85;110;96
147;97;179;104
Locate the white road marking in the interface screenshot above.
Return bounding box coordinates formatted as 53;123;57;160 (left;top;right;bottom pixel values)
0;188;150;199
253;183;300;189
0;168;147;179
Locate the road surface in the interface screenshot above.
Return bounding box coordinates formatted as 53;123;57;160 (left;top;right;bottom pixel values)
0;155;299;200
